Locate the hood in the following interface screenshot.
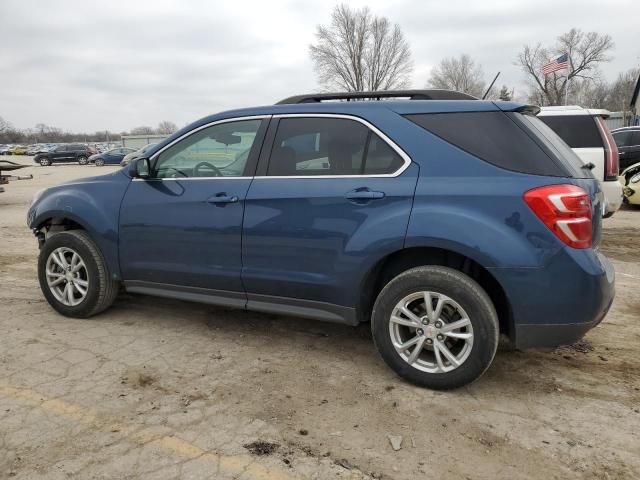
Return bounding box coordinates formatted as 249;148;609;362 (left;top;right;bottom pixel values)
61;170;129;186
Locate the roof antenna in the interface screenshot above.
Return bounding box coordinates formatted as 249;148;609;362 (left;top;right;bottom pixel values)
482;72;501;100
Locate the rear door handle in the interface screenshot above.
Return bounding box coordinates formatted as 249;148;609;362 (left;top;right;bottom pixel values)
207;193;239;204
345;188;385;200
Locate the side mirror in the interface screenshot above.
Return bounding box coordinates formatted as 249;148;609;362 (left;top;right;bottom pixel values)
130;157;151;179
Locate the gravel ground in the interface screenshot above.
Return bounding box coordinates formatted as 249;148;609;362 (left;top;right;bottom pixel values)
1;157;639;479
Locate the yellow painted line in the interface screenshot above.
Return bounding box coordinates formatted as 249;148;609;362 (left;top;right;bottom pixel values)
0;384;300;480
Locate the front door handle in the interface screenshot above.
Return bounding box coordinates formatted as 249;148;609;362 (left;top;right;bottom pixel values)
345;188;385;200
207;193;239;204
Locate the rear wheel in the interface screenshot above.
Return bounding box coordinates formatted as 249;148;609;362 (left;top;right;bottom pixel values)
77;156;88;165
371;266;499;390
39;157;51;166
38;230;119;318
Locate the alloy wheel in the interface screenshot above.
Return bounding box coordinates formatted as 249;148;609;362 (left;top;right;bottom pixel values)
389;291;474;373
45;247;89;306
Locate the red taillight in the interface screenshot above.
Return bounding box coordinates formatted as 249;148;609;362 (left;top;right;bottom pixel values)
596;116;619;180
524;184;592;249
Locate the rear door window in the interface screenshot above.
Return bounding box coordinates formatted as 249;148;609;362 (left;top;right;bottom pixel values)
266;117;404;176
406;111;571;177
631;131;640;147
537;116;602;148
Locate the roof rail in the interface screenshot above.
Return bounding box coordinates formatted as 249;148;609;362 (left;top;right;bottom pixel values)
276;89;477;105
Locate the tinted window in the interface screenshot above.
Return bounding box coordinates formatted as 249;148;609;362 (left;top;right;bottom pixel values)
537;116;602;148
613;131;632;148
155;119;262;178
631;131;640;147
267;117;403;176
406;111;568;177
517;114;587;178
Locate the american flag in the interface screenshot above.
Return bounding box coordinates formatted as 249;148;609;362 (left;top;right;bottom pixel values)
542;53;569;75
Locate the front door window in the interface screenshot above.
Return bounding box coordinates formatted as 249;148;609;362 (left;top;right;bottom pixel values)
154;119;262;178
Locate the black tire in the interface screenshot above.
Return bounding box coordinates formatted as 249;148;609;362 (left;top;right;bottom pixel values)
39;157;51;166
95;158;105;167
38;230;119;318
371;266;499;390
77;156;88;165
602;212;614;218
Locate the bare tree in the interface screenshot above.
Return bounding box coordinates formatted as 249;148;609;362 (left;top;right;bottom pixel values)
427;54;486;97
156;121;178;135
498;85;513;101
129;126;154;135
0;116;11;134
605;67;639;112
309;4;413;91
517;28;614;106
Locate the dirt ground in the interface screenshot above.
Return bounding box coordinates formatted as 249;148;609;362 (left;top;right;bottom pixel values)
1;158;639;480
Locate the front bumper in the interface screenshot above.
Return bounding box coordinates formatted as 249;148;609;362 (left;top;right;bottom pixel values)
491;249;615;349
623;184;640;205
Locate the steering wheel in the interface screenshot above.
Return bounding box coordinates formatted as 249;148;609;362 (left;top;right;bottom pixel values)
193;161;223;177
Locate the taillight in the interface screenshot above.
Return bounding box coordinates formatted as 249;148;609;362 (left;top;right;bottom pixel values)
596;116;619;180
524;184;592;249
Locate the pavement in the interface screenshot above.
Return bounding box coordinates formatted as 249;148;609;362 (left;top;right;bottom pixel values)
1;157;639;479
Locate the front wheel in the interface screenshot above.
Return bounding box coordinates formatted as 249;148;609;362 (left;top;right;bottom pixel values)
371;266;499;390
38;230;119;318
95;158;105;167
39;157;51;166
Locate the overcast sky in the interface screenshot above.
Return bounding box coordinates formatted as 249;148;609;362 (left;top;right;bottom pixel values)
1;0;638;133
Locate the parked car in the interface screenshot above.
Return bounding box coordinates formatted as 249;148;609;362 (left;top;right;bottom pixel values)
0;145;12;155
611;126;640;171
120;143;158;167
33;144;97;166
88;147;136;166
26;144;47;155
9;145;28;155
27;90;614;390
538;106;621;218
619;161;640;206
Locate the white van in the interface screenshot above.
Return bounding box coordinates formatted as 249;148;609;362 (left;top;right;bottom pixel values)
538;106;622;217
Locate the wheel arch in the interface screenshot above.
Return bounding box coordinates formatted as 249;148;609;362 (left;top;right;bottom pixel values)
357;246;514;341
32;210;122;280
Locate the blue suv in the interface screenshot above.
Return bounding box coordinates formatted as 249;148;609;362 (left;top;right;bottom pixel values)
27;90;615;389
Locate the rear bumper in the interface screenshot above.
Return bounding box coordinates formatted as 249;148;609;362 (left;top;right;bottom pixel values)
491;249;615;349
601;179;622;215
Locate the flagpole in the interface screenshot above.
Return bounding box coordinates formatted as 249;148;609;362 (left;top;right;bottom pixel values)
564;50;572;106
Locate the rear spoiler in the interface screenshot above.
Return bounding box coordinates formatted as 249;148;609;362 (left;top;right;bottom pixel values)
515;105;541;116
494;102;541;116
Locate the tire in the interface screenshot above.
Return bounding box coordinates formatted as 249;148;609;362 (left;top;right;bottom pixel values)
39;157;51;166
602;212;614;219
78;156;88;165
371;266;499;390
38;230;119;318
95;158;105;167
